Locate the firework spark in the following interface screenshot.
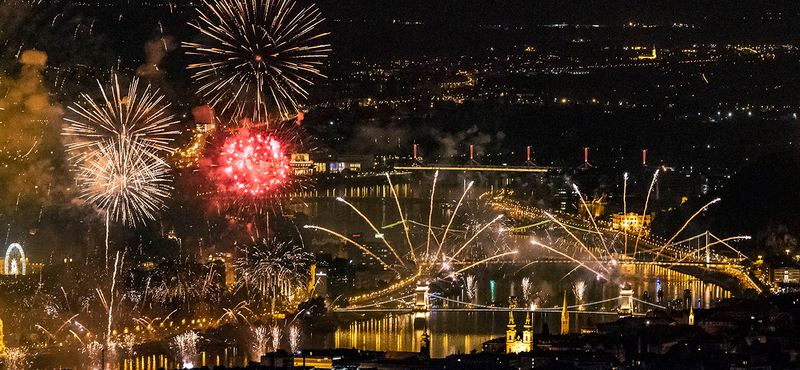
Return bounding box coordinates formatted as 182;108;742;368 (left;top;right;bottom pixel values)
76;139;172;226
64;75;177;228
81;341;103;370
184;0;330;121
521;277;532;302
573;281;586;303
236;240;312;311
465;275;477;300
64;75;178;156
172;332;200;369
250;326;269;360
3;347;29;370
216;129;290;196
289;326;301;353
270;325;282;352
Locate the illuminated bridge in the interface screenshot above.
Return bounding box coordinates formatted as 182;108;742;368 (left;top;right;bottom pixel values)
334;285;666;317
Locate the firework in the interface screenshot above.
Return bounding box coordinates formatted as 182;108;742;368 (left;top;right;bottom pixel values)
64;75;177;233
270;325;282;352
81;341;103;370
250;326;269;360
521;277;532;302
172;332;200;369
465;275;477;300
216;129;290;196
120;333;136;357
76;139;172;226
184;0;330;121
3;348;29;370
63;75;178;156
236;239;312;311
289;326;301;353
573;281;586;303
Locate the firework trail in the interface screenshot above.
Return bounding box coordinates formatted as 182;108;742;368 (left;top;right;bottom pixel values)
270;325;282;352
652;198;721;261
385;173;416;263
3;348;29;370
184;0;330;121
307;176;509;303
623;173;628;255
336;197;407;269
573;281;586;303
633;169;659;256
455;251;518;274
521;277;532;302
289;326;301;353
172;332;200;369
572;184;610;257
543;212;610;274
531;240;606;280
466;275;477;300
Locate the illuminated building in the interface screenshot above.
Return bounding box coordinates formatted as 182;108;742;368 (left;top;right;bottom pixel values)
771;267;800;284
578;194;607;218
290;153;314;175
312;154;374;174
207;252;236;288
174;123;215;168
636;46;658;59
506;311;534;353
611;213;652;237
561;292;569;335
689;307;695;325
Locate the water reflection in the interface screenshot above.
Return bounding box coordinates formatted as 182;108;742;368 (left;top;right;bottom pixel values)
331;265;730;357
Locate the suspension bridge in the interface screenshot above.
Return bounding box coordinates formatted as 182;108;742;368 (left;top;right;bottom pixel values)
334;283;667;317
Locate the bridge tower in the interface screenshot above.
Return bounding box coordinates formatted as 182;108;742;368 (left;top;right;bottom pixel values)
414;283;430;311
619;283;634;316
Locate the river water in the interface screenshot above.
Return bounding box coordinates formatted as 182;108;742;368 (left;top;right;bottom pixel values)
290;175;730;358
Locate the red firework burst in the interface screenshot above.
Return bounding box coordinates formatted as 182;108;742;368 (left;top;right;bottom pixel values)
217;129;290;196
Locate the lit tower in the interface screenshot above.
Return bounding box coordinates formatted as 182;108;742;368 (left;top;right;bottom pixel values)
468;145;479;165
522;311;533;346
578;147;592;170
560;291;569;335
524;146;539;168
506;311;516;346
689;306;695;325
